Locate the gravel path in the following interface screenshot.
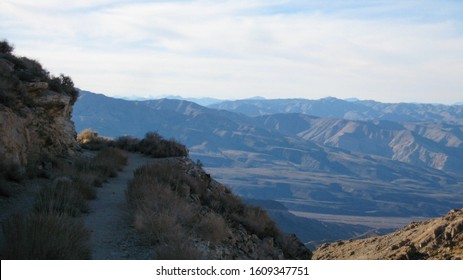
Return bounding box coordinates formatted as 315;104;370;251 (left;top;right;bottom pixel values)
84;153;157;260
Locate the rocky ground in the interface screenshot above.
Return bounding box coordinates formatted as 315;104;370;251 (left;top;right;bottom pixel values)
313;208;463;260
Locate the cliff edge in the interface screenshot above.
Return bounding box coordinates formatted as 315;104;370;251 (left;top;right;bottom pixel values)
0;41;78;176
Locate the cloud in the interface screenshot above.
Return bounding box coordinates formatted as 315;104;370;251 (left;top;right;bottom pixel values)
1;0;462;103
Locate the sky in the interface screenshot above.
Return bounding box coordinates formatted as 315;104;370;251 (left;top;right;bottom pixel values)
1;0;463;104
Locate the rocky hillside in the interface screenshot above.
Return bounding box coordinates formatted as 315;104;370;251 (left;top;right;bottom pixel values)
0;41;78;175
313;208;463;260
124;153;311;259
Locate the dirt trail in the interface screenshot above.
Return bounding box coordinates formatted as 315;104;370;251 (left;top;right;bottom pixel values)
84;152;160;259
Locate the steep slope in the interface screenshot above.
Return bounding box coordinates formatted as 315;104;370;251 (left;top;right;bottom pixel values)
122;153;312;259
246;199;374;250
313;208;463;260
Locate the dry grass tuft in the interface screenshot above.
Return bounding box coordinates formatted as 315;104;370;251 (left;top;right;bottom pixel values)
59;147;128;189
197;212;230;243
93;148;128;172
1;213;90;259
73;148;128;179
34;178;88;217
237;206;281;239
134;208;183;244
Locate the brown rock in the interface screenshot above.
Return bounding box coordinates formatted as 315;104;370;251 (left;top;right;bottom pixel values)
313;208;463;260
0;78;77;169
27;82;48;92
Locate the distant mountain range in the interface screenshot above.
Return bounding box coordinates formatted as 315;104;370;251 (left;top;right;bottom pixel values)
159;96;225;106
209;97;463;124
73;91;463;242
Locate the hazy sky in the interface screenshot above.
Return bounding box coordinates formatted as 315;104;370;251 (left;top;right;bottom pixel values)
1;0;463;104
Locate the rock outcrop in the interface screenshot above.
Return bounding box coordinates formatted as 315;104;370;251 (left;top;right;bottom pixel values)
313;208;463;260
0;44;78;173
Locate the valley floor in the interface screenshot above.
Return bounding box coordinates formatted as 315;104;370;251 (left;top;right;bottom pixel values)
289;211;429;229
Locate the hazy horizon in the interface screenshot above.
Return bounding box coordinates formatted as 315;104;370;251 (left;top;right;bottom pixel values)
2;0;463;104
81;89;463;106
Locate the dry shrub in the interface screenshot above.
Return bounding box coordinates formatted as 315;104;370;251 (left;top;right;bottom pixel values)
137;132;188;158
212;192;245;214
127;171;193;233
94;147;128;166
1;213;90;259
208;188;281;240
130;163;195;199
71;158;105;187
237;206;280;239
76;128;111;150
197;212;230;243
72;177;97;200
127;163;205;259
70;148;127;185
80;130;188;157
128;180;183;214
34;178;88;217
113;135;140;152
134;208;183;244
49;148;128;204
77;128;99;144
91;148;128;177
